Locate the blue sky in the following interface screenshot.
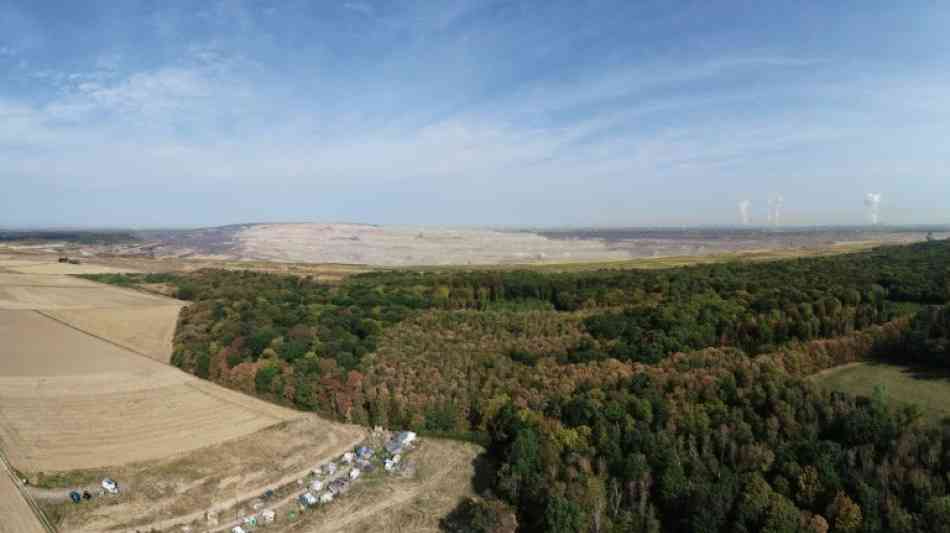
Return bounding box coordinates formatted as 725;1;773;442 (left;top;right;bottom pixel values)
1;1;948;227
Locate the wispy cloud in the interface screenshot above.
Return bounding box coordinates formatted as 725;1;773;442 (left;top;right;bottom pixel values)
343;2;375;17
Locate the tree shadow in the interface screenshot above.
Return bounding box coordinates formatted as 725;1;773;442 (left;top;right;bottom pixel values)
470;451;498;495
437;452;502;532
862;355;950;383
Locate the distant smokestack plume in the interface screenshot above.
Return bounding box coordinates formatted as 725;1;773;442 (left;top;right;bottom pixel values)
738;200;751;225
768;194;784;226
864;193;882;225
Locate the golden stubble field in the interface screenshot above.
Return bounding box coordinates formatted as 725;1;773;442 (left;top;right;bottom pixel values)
0;268;308;473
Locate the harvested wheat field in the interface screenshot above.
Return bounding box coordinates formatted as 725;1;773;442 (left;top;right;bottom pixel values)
0;472;45;533
0;281;174;311
0;255;142;275
0;378;299;472
4;262;141;276
0;271;303;473
0;307;300;472
41;305;183;362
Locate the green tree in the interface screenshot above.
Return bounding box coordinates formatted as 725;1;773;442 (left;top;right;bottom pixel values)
924;496;950;533
545;495;585;533
255;364;280;394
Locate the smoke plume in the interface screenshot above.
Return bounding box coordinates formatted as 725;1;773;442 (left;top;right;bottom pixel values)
738;200;751;225
864;193;882;225
767;194;784;226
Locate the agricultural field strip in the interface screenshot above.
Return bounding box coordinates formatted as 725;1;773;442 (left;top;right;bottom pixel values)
0;284;108;289
0;443;51;533
184;380;302;423
0;371;188;398
0;382;295;472
40;306;184;364
0;289;173;310
33;310;158;358
0;273;179;311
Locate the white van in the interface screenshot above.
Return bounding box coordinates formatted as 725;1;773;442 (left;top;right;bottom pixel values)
101;479;119;494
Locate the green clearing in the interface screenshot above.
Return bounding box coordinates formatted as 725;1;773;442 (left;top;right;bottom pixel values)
813;362;950;423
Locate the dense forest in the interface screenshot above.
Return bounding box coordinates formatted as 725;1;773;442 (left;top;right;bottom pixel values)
84;240;950;532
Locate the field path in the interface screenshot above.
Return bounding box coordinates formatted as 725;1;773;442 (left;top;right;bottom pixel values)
0;447;52;533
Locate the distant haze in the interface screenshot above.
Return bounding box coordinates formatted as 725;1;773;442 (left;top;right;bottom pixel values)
1;2;949;227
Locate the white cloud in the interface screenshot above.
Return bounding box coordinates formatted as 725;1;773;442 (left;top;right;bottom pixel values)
343;2;375;17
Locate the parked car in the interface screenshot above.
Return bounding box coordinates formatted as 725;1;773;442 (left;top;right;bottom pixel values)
298;492;318;507
101;478;119;494
69;491;82;504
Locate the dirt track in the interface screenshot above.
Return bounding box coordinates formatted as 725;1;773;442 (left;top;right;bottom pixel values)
0;458;47;533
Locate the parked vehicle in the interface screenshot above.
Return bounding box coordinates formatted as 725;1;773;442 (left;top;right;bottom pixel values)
101;478;119;494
